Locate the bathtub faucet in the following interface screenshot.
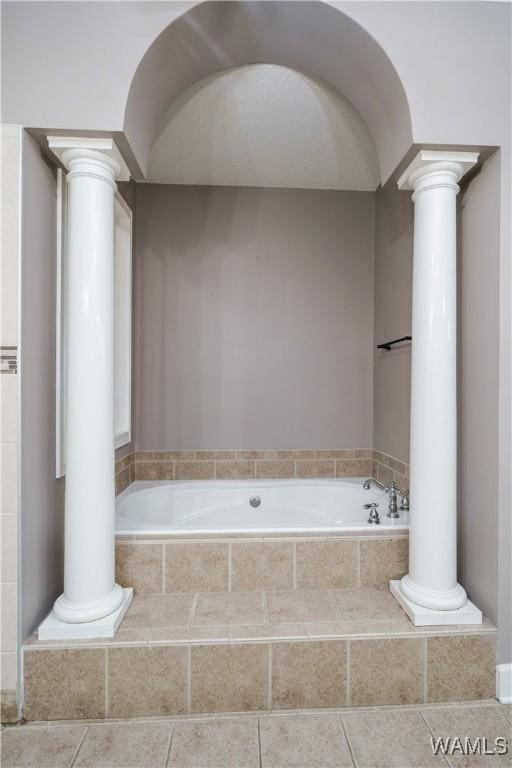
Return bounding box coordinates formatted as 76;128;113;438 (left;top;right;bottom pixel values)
363;478;406;519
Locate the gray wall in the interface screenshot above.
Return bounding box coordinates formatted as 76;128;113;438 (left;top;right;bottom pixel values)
373;184;413;463
19;131;64;641
134;185;375;450
458;152;501;630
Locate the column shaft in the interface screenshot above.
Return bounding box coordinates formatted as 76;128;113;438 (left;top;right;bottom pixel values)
54;148;123;623
396;151;479;615
408;179;458;597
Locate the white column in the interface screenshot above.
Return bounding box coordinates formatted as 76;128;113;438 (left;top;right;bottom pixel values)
390;150;482;626
39;138;133;640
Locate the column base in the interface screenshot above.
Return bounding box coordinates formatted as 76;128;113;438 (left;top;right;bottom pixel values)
390;580;482;626
38;588;133;640
400;573;468;611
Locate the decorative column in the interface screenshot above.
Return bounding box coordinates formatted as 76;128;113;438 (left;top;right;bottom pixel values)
390;150;482;626
39;138;133;639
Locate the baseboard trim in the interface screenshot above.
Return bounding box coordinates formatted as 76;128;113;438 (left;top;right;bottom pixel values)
496;663;512;703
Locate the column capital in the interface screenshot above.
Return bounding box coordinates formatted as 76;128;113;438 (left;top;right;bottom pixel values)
397;150;479;198
47;136;131;182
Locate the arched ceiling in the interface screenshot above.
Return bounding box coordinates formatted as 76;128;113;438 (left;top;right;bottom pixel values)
124;1;412;183
146;64;380;190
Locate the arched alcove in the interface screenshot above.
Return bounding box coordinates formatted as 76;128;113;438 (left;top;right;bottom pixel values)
123;0;412;182
147;63;380;190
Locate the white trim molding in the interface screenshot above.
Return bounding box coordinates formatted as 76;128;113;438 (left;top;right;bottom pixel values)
496;664;512;704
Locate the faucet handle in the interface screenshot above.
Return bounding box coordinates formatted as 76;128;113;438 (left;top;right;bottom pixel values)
363;502;380;525
400;490;410;510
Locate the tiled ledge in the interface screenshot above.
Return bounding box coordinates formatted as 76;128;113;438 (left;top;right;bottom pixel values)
116;536;409;593
25;588;497;649
22;588;496;720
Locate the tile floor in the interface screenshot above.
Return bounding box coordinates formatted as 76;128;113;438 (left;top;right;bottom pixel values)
2;702;511;767
26;588;496;648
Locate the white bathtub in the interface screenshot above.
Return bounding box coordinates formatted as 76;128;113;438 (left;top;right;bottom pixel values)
116;479;409;536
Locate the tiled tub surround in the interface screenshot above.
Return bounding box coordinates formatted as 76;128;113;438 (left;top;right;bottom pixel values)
114;452;135;495
22;587;496;721
116;536;409;593
133;449;377;482
116;449;409;492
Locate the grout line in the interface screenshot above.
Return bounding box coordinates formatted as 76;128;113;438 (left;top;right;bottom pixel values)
338;713;358;768
346;640;351;707
356;540;361;587
256;717;263;768
262;591;269;626
189;593;200;627
292;540;297;589
267;644;272;711
423;636;428;703
419;709;453;768
104;648;109;718
164;721;175;768
162;542;166;594
68;725;89;768
228;541;232;592
187;645;192;714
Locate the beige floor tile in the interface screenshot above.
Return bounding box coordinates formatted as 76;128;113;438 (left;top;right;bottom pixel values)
230;623;307;640
168;718;259;767
165;543;229;593
110;626;151;644
305;620;394;637
331;586;408;622
74;722;173;766
359;538;409;588
190;643;268;713
422;705;512;767
230;624;308;640
427;635;496;703
192;591;265;626
149;625;230;643
266;589;338;623
295;539;358;589
271;640;347;710
260;714;353;767
1;726;85;767
121;593;195;629
231;541;294;591
349;637;424;707
23;649;105;721
115;542;163;594
343;709;444;767
108;645;188;718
